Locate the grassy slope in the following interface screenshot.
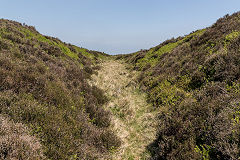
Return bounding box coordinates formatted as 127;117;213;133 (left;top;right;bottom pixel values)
119;12;240;159
0;19;120;159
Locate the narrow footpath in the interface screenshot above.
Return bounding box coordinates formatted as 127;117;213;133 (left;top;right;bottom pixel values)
89;58;157;160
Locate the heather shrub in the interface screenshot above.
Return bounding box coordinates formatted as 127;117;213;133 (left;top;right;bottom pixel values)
0;115;45;160
149;83;240;159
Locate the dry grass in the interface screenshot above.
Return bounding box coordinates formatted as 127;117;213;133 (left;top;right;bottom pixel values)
89;58;157;159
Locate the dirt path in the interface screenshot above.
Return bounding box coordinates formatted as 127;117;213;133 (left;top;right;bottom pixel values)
89;58;157;160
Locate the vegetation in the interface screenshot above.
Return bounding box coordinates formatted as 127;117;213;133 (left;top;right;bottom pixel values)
0;19;120;159
0;115;45;159
118;12;240;159
89;59;157;159
1;11;240;160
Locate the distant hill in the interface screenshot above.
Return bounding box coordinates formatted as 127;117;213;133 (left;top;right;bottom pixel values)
119;12;240;159
0;19;120;159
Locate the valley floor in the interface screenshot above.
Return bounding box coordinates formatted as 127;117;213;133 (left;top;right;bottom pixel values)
89;58;157;160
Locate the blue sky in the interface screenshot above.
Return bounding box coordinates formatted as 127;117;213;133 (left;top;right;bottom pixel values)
1;0;240;54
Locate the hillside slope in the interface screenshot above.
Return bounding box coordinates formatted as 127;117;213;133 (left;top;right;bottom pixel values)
119;12;240;159
0;19;120;159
